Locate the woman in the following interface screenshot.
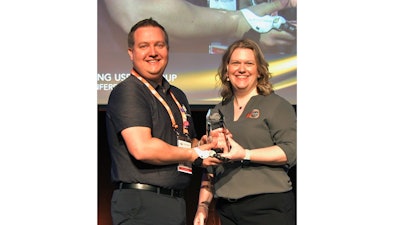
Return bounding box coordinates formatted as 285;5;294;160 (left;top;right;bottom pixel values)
194;38;296;225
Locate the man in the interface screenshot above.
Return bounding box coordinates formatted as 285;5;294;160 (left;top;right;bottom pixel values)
105;18;221;225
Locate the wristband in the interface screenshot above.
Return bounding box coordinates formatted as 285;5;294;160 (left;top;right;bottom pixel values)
240;8;288;33
194;147;211;159
193;157;203;167
198;204;209;210
198;201;210;210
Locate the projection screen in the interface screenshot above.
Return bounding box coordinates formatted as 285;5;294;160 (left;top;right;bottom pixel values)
98;0;297;105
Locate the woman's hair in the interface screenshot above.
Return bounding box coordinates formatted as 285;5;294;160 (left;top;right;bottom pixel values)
216;39;273;102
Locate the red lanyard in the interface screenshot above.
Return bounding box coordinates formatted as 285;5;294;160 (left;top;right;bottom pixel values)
131;69;189;135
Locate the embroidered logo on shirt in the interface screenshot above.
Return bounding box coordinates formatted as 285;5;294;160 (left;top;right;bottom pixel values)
246;109;260;119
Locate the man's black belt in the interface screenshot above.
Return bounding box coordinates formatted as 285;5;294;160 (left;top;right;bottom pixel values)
117;182;184;198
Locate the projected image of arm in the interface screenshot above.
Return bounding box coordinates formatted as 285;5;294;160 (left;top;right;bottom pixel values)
104;0;296;53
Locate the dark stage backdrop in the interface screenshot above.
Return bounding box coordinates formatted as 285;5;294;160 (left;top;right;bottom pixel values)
97;106;296;225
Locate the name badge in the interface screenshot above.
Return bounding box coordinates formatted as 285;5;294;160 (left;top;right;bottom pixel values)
177;137;193;174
